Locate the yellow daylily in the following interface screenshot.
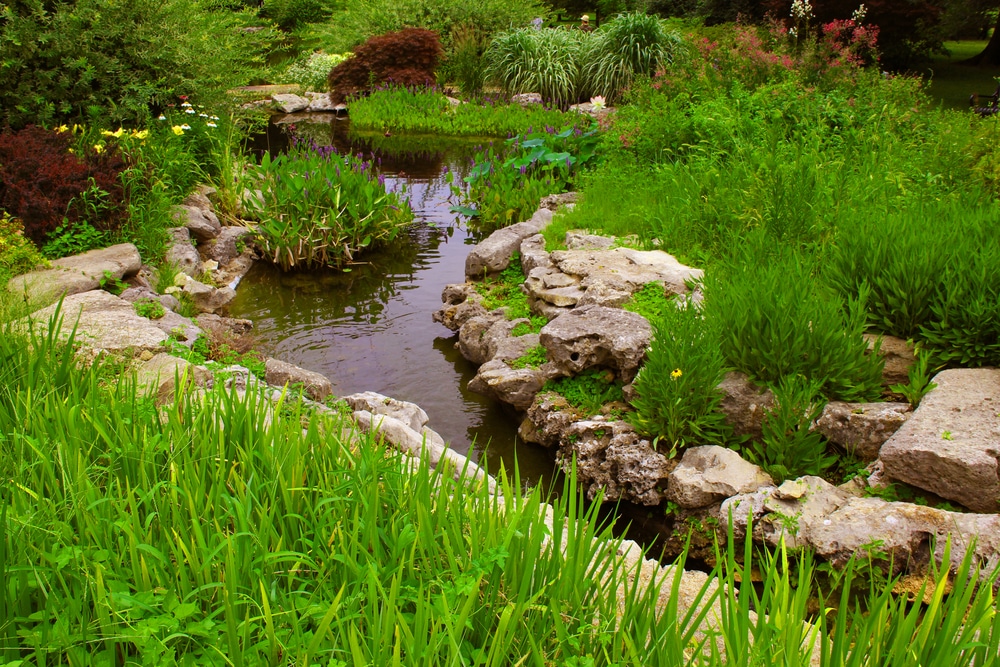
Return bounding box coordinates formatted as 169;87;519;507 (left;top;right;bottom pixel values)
55;125;69;133
93;144;105;154
131;129;150;140
172;125;185;135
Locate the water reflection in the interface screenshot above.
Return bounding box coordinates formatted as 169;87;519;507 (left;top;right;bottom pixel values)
231;116;557;488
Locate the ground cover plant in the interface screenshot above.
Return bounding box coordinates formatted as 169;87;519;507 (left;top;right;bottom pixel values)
244;139;414;270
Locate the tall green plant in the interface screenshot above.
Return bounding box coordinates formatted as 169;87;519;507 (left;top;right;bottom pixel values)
584;12;685;103
629;295;731;456
485;28;591;108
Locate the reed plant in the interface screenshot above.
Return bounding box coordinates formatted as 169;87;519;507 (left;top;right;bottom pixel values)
1;308;999;665
485;28;591;109
243;140;413;270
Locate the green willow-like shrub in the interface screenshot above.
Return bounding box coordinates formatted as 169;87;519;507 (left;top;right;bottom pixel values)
244;141;413;270
629;295;731;457
706;247;884;402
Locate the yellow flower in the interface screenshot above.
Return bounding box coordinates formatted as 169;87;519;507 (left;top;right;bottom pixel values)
101;130;115;137
172;125;185;135
131;129;150;140
670;368;682;379
55;124;69;133
112;127;125;138
93;144;104;154
72;124;82;134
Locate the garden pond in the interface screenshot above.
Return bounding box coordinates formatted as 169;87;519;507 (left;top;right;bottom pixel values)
230;115;559;487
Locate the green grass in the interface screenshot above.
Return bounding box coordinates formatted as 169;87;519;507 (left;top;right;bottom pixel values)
925;40;999;111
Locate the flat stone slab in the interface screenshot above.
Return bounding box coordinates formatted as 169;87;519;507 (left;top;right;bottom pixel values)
8;243;141;307
265;357;333;401
667;445;773;509
136;353;211;404
465;207;553;279
814;401;911;461
26;290;169;354
879;368;1000;513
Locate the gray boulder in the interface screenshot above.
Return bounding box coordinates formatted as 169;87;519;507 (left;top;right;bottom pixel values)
165;227;201;278
457;312;509;365
718;372;775;440
667;445;773;509
538;192;579;211
865;334;915;388
205;226;252;267
814;401;911;461
8;243;142;307
432;283;487;331
879;368;1000;513
558;419;674;505
136;353;211;405
511;93;543;106
196;313;254;337
342;391;430;432
540;305;652;382
272;93;310;113
467;359;554;411
519;234;553;275
465;207;553;279
519;392;586;447
172;204;221;243
264;357;333;401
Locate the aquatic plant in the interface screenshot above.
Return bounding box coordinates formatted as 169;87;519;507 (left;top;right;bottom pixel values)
244;140;413;271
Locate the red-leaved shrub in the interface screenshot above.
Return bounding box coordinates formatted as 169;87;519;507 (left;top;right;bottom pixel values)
0;126;128;246
328;28;442;104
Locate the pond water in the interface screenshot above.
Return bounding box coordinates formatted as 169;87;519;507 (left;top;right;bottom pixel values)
229;117;559;487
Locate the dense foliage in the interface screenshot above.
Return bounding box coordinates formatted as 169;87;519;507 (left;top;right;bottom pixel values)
0;0;274;127
327;28;443;104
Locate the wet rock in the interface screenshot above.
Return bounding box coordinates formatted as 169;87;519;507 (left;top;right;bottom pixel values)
205;227;252;267
559;419;675;506
814;401;911;461
667;446;774;509
342;391;429;432
468;359;554;411
433;283;486;331
879;368;1000;513
718;372;775;440
465;207;554;279
457;312;509;365
519;392;585;447
264;357;333;401
178;277;236;314
272;93;310;113
512;93;543;106
172;204;221;243
165;227;201;278
136;353;211;405
865;334;915;388
26;290;169;355
196;313;254;337
540;305;652;382
8;243;142;307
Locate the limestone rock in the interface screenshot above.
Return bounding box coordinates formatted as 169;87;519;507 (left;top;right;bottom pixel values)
865;334;915;387
196;313;254;337
26;290;169;354
538;192;578;211
465;207;554;279
519;234;553;275
540;305;652;382
559;419;675;505
667;445;774;509
565;231;615;250
264;357;333;401
182;190;215;214
205;226;252;267
136;353;210;405
718;372;775;440
172;204;221;243
879;368;1000;513
814;401;911;461
512;93;543;106
519;392;585;447
165;227;201;278
457;312;509;365
433;283;486;331
342;391;429;432
8;243;142;307
272;93;310;113
306;93;341;112
468;358;556;411
178;277;236;314
149;309;202;346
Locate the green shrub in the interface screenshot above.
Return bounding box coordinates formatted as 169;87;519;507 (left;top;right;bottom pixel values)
0;0;275;127
706;248;884;402
244;142;413;271
133;298;166;320
41;221;110;259
622;281;675;322
509;344;548;369
583;12;684;104
440;22;489;96
485;27;591;108
0;213;47;281
260;0;335;31
281;51;352;91
629;296;730;457
747;374;834;484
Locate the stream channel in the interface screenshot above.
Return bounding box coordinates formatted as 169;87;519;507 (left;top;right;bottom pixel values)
229;116;559;489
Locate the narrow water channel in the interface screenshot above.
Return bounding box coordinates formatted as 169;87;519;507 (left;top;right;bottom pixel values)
228;117;559;487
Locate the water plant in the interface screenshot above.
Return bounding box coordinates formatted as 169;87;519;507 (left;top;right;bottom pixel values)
243;140;413;270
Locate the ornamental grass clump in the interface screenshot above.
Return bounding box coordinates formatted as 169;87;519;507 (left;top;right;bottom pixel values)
484;28;591;109
244;141;413;271
629;294;731;457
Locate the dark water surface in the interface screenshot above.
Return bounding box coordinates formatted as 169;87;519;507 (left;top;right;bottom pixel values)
229;118;558;486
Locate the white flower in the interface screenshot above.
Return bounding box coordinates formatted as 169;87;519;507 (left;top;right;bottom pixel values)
590;95;606;110
199;113;209;117
157;115;166;121
185;108;196;114
852;3;867;23
181;102;192;107
206;122;217;127
181;124;192;130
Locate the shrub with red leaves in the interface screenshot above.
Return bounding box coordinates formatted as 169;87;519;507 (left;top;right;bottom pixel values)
0;126;128;246
328;28;442;104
